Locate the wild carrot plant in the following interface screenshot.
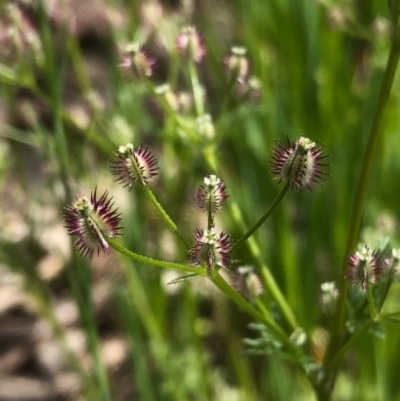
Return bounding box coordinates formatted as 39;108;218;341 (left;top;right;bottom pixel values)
2;1;400;400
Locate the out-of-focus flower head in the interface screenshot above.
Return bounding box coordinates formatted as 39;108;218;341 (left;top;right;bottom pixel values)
120;42;155;79
155;84;179;112
320;281;339;314
224;46;249;84
176;25;206;63
346;245;383;291
232;266;264;300
196;114;215;140
0;3;42;65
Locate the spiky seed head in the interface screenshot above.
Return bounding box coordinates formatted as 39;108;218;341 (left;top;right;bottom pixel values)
63;189;122;258
110;144;159;189
269;136;329;192
346;245;383;291
196;175;228;214
189;227;232;275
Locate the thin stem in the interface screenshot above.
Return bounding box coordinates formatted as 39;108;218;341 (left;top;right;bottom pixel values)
142;186;191;248
203;149;298;329
188;60;205;116
215;75;239;126
259;265;297;327
207;188;215;231
127;152;190;248
328;318;375;369
376;264;395;313
366;281;378;320
38;0;71;202
107;237;205;275
323;11;400;385
211;272;300;356
109;237;300;357
231;182;290;253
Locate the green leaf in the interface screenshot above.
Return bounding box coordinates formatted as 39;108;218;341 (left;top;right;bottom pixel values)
166;273;200;285
0;63;17;84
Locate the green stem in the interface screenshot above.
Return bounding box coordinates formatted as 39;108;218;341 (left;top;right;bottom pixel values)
127;152;190;248
366;281;377;320
111;239;297;356
107;237;205;274
142;186;190;248
211;272;300;356
203;148;298;329
328;318;375;370
376;264;395;313
144;79;201;145
231;182;290;253
188;60;205;116
215;76;239;126
259;265;297;327
38;1;71;202
323;13;400;387
109;238;300;357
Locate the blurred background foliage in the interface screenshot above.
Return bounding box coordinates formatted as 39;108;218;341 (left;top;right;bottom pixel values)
0;0;400;400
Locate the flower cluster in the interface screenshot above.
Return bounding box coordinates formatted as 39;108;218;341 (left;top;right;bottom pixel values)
345;246;382;291
64;142;160;258
190;175;232;275
110;143;159;189
63;189;122;258
223;46;261;101
269;136;329;192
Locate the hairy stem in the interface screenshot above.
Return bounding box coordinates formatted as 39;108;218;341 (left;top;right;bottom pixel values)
107;237;204;274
